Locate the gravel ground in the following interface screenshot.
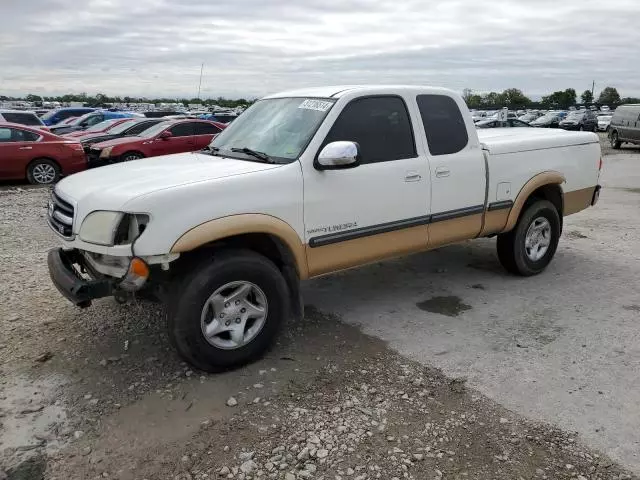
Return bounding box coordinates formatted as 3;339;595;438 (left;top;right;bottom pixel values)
1;134;639;480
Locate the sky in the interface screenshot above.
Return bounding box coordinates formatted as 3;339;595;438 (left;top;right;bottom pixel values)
1;0;639;100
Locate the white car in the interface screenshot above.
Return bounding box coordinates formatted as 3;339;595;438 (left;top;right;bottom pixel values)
46;85;602;371
597;115;612;132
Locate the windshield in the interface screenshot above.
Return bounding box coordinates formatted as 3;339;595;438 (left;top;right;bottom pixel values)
139;121;173;138
84;118;122;132
565;112;584;120
64;112;95;126
210;97;336;162
40;110;61;121
536;114;558;122
105;118;137;134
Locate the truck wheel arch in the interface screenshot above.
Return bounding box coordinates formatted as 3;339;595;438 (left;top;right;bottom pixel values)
504;171;565;232
170;214;309;279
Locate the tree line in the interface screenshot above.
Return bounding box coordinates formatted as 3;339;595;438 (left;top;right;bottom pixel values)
0;92;252;109
462;86;639;109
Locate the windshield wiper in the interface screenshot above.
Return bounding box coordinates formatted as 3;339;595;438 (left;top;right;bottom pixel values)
230;147;275;163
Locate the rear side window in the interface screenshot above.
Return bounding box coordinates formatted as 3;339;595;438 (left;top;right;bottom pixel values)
14;129;40;142
194;122;222;135
2;112;43;126
168;122;195;137
126;121;157;135
323;96;416;164
417;95;468;156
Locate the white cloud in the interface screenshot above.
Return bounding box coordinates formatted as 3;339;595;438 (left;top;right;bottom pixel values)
1;0;639;99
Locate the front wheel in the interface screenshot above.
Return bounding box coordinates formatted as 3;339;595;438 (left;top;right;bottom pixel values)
496;199;561;276
610;131;621;149
166;250;290;372
121;151;145;162
27;159;60;185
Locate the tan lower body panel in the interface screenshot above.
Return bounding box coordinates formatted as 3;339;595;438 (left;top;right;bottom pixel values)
480;209;510;236
306;214;485;277
564;186;596;216
306;225;428;277
428;213;483;249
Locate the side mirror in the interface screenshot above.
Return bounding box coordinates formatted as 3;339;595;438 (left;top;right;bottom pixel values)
315;141;360;170
159;131;173;140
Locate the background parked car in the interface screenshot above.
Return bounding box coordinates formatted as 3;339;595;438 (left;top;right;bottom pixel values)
74;118;165;151
608;104;640;149
87;119;226;167
597;115;613;132
518;112;542;123
63;118;134;138
49;110;141;135
0;110;47;130
40;107;96;126
530;113;563;128
199;112;238;124
476;118;531;128
0;123;86;184
558;110;598;131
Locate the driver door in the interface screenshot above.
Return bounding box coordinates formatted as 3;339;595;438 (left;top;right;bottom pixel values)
301;95;431;276
151;122;195;156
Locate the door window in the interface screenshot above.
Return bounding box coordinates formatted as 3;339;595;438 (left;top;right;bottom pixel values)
416;95;468;155
168;122;195;137
0;128;12;142
322;96;416;164
2;112;43;126
194;122;222;135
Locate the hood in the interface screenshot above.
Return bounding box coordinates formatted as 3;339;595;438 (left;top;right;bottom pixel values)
55;152;282;214
90;136;143;149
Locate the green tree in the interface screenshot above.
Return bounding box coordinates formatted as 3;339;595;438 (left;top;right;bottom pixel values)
541;89;576;109
580;90;593;104
462;89;483;109
501;88;531;108
25;94;42;103
597;87;621;105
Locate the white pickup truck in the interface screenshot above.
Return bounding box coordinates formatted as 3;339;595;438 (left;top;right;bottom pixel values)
47;86;602;371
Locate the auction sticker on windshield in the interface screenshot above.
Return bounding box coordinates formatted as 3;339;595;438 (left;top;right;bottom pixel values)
298;99;333;112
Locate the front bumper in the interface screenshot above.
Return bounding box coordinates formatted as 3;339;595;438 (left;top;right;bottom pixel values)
47;248;114;307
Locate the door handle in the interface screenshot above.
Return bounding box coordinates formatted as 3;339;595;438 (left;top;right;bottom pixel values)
435;167;450;178
19;146;33;150
404;171;422;182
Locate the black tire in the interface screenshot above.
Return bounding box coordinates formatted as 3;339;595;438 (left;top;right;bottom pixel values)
610;131;621;149
496;199;561;276
26;158;60;185
121;151;145;162
166;249;290;372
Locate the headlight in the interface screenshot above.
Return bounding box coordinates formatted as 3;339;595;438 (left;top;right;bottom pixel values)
79;211;124;245
100;146;113;158
79;211;149;246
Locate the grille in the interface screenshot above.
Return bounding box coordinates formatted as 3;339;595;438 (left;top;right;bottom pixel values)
48;191;75;238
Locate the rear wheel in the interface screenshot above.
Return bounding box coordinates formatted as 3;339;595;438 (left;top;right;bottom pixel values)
166;249;290;372
121;151;144;162
27;159;60;185
610;131;621;149
497;199;561;276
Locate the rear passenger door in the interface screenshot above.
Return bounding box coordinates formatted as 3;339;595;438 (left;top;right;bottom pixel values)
193;122;222;149
0;127;41;178
414;94;487;247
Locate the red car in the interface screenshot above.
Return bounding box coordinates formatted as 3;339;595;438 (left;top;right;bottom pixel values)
0;123;86;185
63;118;135;138
87;119;226;167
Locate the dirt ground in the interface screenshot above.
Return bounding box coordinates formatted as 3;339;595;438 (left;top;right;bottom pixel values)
1;134;639;480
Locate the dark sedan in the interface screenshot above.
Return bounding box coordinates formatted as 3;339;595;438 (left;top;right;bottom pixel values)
73;118;165;152
476;119;531;128
530;113;562;128
558;111;598;132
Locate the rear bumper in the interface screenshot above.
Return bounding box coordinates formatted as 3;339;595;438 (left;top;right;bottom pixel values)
47;248;114;307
